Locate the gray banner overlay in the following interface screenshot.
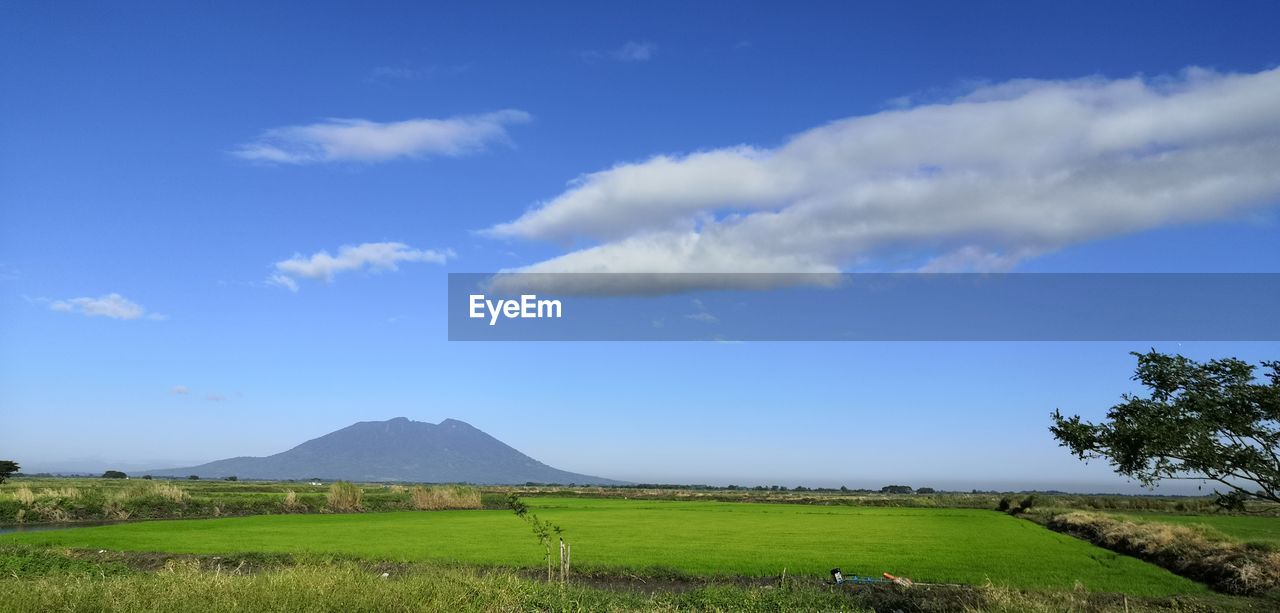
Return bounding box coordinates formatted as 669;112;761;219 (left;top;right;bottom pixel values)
447;273;1280;341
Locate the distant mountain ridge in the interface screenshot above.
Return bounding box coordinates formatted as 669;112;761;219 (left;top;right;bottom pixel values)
148;417;623;485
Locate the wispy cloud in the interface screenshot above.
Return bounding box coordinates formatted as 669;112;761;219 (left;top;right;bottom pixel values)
370;66;427;81
171;385;190;395
48;293;164;320
269;241;454;291
368;63;473;82
206;393;225;402
583;40;656;63
487;67;1280;290
232;110;530;164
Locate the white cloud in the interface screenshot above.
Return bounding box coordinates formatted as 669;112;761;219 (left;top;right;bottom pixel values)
49;293;160;320
171;385;190;395
270;242;454;291
486;67;1280;288
584;41;656;63
232;110;531;164
207;393;225;403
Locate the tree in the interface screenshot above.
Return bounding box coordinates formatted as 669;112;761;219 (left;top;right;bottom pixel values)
916;487;936;494
880;485;913;494
0;460;19;484
506;493;566;582
102;470;127;479
1051;351;1280;510
224;476;238;481
188;475;201;480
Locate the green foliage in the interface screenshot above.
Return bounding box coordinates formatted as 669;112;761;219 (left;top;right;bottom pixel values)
223;476;237;482
187;475;200;480
1019;495;1038;513
102;470;128;479
879;485;913;494
0;460;19;485
1052;351;1280;510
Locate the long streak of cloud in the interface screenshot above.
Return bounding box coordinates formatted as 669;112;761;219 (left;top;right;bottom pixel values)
269;242;453;291
233;110;530;164
486;67;1280;288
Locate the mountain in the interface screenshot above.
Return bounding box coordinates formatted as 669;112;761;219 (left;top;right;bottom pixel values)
148;417;624;485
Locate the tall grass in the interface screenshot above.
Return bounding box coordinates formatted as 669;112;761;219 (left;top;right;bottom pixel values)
11;486;34;505
325;482;363;513
282;490;306;513
410;485;481;510
0;545;1252;612
1047;511;1280;595
0;557;864;613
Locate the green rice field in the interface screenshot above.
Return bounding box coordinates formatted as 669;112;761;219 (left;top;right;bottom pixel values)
3;497;1204;596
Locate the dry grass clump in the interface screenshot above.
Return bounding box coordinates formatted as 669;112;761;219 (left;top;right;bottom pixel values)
143;482;188;502
38;487;82;500
1048;511;1280;595
282;490;306;513
387;484;407;493
11;486;35;505
409;485;482;510
111;482;187;503
325;482;363;513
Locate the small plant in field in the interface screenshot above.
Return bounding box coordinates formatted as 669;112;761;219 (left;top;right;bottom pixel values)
506;493;568;582
326;482;363;513
996;496;1012;512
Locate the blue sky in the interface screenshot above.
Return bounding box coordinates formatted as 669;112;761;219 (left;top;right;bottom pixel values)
2;1;1279;491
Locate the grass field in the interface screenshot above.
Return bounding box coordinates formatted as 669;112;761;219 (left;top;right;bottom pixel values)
2;496;1204;596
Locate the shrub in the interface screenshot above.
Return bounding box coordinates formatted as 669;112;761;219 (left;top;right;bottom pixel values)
101;470;127;479
326;482;363;513
1019;494;1037;511
410;485;482;510
996;496;1012;512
